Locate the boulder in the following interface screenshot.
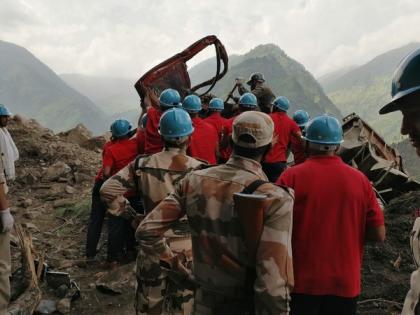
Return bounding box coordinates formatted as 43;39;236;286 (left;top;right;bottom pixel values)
44;162;71;182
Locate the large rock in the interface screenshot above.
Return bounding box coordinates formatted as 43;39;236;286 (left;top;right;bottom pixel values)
58;124;92;146
44;162;71;182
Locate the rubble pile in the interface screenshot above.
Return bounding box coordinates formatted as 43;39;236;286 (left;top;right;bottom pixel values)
4;115;420;314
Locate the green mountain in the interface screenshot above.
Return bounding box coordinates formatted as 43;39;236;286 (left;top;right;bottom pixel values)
0;41;109;134
189;44;341;118
321;42;420;142
60;74;139;116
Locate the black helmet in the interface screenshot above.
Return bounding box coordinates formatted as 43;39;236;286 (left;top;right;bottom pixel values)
380;48;420;114
247;72;265;85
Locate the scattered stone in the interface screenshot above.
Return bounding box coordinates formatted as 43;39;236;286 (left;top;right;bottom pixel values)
44;162;71;182
22;211;35;219
20;198;33;208
35;299;57;314
74;172;91;184
53;199;74;208
57;298;71;314
22;222;38;231
22;173;37;185
65;185;75;194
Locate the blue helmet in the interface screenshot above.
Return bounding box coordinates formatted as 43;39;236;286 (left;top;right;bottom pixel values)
182;95;202;113
0;104;12;116
272;96;290;112
208;98;224;111
159;108;194;139
303;115;343;145
293;110;310;127
140;113;148;129
159;88;182;108
111;119;132;138
380;48;420;114
238;93;258;108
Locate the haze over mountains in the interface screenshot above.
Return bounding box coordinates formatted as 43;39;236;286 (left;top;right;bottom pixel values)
189;44;341;118
1;38;418;148
320;42;420;142
0;41;109;134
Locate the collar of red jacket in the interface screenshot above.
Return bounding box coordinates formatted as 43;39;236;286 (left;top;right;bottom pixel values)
307;155;342;163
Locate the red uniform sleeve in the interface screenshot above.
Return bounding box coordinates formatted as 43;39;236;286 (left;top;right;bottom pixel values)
136;129;145;154
290;121;306;165
102;147;114;169
364;178;385;228
277;168;293;187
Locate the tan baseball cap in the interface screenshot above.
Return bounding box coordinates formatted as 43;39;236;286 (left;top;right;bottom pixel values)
232;111;274;148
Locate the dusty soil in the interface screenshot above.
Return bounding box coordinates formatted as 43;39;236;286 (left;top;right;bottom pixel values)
6;115;420;314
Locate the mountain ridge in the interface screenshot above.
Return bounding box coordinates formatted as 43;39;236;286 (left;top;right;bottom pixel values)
0;40;109;134
189;43;341;118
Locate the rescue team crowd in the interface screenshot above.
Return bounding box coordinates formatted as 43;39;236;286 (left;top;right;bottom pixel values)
85;71;386;315
0;47;419;315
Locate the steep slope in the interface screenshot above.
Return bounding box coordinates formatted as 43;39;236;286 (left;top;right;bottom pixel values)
189;44;341;118
0;41;109;134
60;74;139;116
321;42;420;141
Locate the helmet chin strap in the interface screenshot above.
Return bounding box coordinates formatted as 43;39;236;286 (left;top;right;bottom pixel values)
308;141;340;152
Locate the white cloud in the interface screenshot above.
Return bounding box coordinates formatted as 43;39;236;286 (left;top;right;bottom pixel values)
1;0;420;78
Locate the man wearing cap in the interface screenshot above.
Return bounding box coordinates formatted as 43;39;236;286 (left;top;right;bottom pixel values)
137;111;294;314
183;95;219;165
101;108;205;314
238;72;275;114
144;88;182;154
277;115;385;315
380;49;420;315
0;104;15;315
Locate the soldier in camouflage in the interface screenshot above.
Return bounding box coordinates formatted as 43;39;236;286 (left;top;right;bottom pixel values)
238;73;276;114
137;111;295;315
100;108;206;315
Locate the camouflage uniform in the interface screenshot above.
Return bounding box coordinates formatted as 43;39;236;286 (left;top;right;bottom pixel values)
100;147;205;315
238;82;275;114
137;155;294;314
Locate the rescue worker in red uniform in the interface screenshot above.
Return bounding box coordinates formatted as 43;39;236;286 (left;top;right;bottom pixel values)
263;96;305;182
204;98;229;163
277;115;386;315
292;110;310;135
102;119;141;265
183;94;219;164
144;89;182;154
85;136;115;261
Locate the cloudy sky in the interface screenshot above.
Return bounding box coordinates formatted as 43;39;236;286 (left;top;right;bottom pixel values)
1;0;420;79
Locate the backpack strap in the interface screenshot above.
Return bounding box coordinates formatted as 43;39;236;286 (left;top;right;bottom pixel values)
241;179;269;194
132;154;151;195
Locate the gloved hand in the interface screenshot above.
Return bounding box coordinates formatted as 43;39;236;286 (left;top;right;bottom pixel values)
0;208;14;233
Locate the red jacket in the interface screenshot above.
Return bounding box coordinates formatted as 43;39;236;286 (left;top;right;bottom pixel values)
103;138;139;176
278;156;384;297
144;107;163;154
188;117;218;164
95;140;114;182
136;128;145;154
264;112;305;164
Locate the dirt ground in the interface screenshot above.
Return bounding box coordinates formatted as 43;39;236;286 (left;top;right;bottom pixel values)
6;116;420;314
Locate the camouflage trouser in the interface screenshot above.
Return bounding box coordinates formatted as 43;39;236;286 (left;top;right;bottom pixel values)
136;234;193;315
193;288;253;315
